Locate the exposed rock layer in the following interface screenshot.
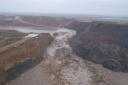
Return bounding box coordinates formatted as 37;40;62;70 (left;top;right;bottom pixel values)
0;33;53;84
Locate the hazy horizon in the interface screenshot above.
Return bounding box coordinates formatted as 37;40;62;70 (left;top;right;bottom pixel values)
0;0;128;17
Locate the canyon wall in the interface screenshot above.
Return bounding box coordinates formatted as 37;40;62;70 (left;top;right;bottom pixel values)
66;21;128;72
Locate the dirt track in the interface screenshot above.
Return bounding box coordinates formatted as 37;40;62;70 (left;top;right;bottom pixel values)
0;34;38;53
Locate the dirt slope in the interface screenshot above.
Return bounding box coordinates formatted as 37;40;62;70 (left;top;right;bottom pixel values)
0;33;53;84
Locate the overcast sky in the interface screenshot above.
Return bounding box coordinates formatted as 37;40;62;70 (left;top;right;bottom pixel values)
0;0;128;17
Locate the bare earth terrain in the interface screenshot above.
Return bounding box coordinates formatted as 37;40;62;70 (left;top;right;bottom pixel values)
0;15;128;85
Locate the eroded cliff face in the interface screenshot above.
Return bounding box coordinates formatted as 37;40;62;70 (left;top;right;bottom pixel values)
67;21;128;72
0;33;53;84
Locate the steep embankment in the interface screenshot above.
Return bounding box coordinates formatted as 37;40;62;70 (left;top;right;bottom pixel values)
0;32;53;85
66;21;128;72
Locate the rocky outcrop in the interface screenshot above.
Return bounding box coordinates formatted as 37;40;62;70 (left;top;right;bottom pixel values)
67;21;128;72
0;33;53;84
